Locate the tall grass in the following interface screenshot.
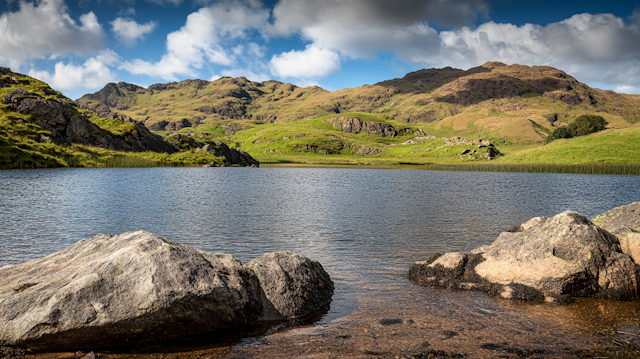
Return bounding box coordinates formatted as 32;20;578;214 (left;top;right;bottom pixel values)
425;163;640;175
102;156;164;168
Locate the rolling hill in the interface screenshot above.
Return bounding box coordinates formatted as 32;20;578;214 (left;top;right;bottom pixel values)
75;61;640;168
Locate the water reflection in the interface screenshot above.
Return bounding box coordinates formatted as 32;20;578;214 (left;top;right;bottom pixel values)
0;167;639;332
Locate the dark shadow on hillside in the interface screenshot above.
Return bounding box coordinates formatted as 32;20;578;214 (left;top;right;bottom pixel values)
376;66;492;94
375;65;596;107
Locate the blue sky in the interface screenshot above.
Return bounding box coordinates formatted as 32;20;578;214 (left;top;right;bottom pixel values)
1;0;639;100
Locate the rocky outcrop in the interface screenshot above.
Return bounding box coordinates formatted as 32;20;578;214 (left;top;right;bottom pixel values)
592;202;640;264
409;210;640;301
332;117;396;137
3;89;175;154
355;144;381;155
196;141;259;166
0;231;332;351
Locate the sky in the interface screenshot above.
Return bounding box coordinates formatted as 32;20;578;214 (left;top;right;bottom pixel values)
0;0;639;100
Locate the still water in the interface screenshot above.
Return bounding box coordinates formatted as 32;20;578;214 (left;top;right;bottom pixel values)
1;167;639;356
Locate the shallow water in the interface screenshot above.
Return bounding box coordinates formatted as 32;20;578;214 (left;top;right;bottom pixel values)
1;167;639;357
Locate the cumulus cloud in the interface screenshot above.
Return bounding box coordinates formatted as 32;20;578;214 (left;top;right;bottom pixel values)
271;0;483;59
268;1;640;92
111;18;157;46
220;68;270;82
422;13;640;91
272;0;487;35
265;0;470;79
269;45;340;78
120;0;269;80
27;50;119;91
0;0;105;69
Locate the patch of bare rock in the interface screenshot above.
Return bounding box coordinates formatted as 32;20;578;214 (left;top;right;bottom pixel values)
409;202;640;302
3;89;175;154
328;117;397;137
0;231;333;352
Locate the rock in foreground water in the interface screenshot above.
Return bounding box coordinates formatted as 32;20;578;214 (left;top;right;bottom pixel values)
0;231;333;351
592;201;640;264
409;210;640;302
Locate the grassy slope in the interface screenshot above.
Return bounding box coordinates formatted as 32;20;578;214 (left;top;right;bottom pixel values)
78;63;640;140
497;126;640;164
0;70;223;168
9;61;640;172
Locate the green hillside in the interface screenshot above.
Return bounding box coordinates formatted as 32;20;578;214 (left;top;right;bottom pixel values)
0;68;225;169
3;61;640;173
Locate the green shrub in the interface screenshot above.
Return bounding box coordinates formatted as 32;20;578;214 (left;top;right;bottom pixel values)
545;114;608;144
568;114;608;137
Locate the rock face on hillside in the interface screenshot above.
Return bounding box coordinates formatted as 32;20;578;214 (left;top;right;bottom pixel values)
3;89;175;153
0;231;332;351
166;134;259;166
331;117;396;137
409;210;640;301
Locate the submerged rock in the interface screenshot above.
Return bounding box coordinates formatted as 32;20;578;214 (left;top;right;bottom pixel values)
409;210;640;302
0;231;332;351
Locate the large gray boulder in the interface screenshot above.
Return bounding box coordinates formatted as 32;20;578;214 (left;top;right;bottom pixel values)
592;202;640;264
247;252;334;321
409;211;640;301
0;231;332;351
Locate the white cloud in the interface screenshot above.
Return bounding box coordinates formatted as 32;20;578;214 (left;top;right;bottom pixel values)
117;7;136;16
614;85;640;95
111;18;157;46
269;1;640;92
420;13;640;92
270;0;474;59
220;68;270;82
120;0;269;81
0;0;105;69
27;50;119;91
269;45;340;78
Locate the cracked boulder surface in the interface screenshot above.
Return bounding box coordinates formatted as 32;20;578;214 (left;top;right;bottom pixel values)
592;201;640;264
409;210;640;301
0;231;333;351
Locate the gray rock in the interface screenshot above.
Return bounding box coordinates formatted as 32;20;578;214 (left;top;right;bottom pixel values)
0;231;332;351
246;252;334;322
332;117;396;137
409;211;640;301
355;144;381;155
592;201;640;264
3;89;176;154
212;141;260;167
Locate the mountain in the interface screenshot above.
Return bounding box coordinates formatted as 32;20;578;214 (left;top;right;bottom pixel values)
77;62;640;143
0;68;258;169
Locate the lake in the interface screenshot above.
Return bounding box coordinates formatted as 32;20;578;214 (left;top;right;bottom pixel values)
1;167;639;357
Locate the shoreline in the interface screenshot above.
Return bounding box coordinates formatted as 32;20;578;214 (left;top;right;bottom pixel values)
8;290;640;359
2;162;639;176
